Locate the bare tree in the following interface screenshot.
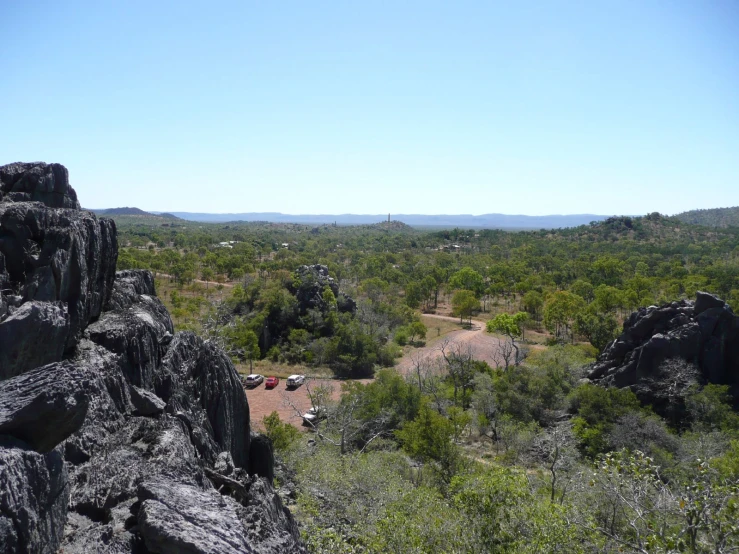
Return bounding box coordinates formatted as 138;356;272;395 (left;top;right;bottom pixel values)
439;339;476;409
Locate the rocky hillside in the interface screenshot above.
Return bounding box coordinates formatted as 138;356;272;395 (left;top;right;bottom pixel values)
674;206;739;228
588;291;739;423
0;162;304;553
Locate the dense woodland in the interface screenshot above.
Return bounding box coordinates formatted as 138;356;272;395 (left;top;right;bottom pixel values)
115;212;739;553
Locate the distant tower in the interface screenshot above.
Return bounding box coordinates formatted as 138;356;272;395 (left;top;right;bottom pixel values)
388;213;390;223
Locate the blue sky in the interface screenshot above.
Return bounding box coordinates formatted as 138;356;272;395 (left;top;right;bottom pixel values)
1;1;738;215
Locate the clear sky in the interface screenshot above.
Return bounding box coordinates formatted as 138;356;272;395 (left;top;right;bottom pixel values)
1;1;738;216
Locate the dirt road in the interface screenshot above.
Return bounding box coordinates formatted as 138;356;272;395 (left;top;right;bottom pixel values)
396;314;503;374
245;315;504;430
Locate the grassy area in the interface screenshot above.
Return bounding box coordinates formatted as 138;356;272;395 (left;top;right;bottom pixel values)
420;315;464;345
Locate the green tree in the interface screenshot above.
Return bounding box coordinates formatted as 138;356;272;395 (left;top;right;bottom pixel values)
486;312;528;369
449;267;485;298
543;291;586;342
451;289;478;325
396;402;465;485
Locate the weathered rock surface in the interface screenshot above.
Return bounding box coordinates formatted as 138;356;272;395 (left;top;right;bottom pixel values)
0;362;89;452
138;479;256;554
0;301;69;379
0;437;69;554
157;332;250;467
0;162;80;209
589;292;739;419
0;163;304;554
0;184;118;366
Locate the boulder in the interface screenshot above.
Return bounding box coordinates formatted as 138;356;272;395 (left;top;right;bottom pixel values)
137;478;256;554
0;163;303;553
589;293;739;419
0;362;89;452
105;269;158;311
130;385;165;416
0;301;69;379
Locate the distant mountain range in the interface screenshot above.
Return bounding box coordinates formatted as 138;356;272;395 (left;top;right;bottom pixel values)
674;206;739;228
148;212;616;229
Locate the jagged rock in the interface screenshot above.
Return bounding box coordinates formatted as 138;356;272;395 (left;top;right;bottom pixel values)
291;264;340;313
0;437;69;554
62;340;133;465
0;301;69;379
0;200;117;352
105;269;158;311
86;296;173;389
157;332;250;467
130;385;165;416
0;362;89;452
234;477;305;554
0;163;303;553
137;478;256;554
589;292;739;419
0;162;80;209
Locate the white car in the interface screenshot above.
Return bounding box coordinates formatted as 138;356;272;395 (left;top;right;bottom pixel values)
301;407;325;427
286;374;305;388
244;374;264;388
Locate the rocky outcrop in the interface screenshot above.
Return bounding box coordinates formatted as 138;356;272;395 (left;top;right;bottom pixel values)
0;179;118;377
588;292;739;419
0;162;80;209
291;264;355;315
0;163;304;554
0;438;69;554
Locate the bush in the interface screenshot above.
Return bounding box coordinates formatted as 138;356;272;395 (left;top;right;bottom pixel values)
262;411;300;453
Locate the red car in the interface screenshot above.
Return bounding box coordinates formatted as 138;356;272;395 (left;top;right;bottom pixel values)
265;377;279;389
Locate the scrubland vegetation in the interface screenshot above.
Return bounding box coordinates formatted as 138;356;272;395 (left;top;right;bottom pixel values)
116;212;739;553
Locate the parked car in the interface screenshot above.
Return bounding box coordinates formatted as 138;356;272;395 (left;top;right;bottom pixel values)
244;374;264;388
265;376;279;389
301;407;325;427
286;374;305;388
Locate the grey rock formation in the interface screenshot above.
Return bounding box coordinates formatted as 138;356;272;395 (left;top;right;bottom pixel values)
0;437;69;554
588;292;739;420
0;190;118;361
0;362;89;452
157;332;250;467
0;301;69;379
0;163;304;554
292;264;355;314
130;385;166;416
0;162;80;209
138;479;256;554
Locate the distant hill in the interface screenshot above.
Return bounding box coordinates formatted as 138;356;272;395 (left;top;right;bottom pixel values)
91;207;182;221
101;207;152;216
674;207;739;228
159;212;614;229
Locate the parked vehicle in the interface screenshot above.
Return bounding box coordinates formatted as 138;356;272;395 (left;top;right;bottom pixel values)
286;374;305;388
265;376;279;389
244;374;264;388
301;407;326;427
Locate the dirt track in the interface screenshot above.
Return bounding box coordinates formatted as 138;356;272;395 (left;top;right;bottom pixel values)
246;315;505;429
396;314;504;374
